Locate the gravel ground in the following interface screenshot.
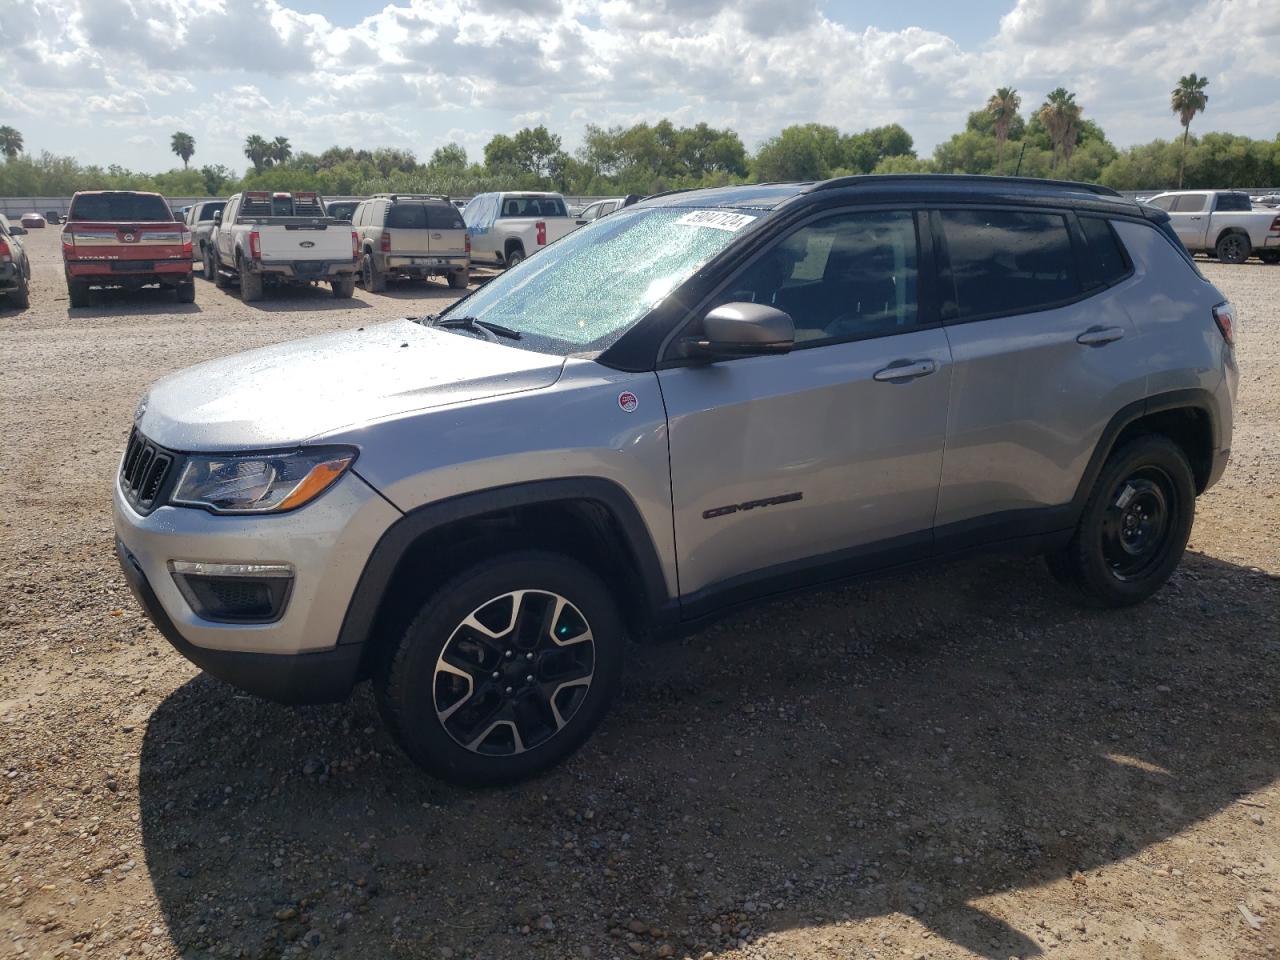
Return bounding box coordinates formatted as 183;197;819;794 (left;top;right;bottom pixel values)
1;228;1278;960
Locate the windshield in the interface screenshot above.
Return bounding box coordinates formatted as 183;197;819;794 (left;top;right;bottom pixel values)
437;206;757;355
69;193;172;222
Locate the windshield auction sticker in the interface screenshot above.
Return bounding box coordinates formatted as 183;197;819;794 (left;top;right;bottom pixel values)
675;210;758;232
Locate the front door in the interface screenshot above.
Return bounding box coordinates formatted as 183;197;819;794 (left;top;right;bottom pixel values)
657;208;953;613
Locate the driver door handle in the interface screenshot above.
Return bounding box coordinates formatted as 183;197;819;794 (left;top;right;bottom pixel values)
873;359;937;382
1076;325;1126;346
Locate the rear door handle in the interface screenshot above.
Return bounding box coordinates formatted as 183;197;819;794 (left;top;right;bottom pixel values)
430;233;443;239
873;359;937;382
1076;326;1126;346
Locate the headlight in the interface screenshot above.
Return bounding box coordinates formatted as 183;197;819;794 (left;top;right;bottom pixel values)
171;448;356;514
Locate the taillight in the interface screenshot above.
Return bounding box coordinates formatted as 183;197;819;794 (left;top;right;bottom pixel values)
535;221;546;245
181;230;192;258
1212;301;1236;345
0;238;9;259
380;231;391;253
1269;215;1280;235
62;230;75;253
464;233;471;256
351;231;359;259
248;230;261;259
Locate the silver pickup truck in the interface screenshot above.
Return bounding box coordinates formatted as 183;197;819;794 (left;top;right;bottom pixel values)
1146;190;1280;264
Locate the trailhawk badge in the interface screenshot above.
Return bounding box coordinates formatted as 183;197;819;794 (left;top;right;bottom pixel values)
618;391;639;413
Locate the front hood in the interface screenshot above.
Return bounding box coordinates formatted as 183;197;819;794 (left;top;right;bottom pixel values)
139;319;565;451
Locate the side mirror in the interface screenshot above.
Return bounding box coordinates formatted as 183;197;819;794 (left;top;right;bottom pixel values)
682;302;795;361
212;211;222;225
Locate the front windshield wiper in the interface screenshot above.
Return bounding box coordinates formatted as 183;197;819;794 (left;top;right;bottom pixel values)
428;315;523;341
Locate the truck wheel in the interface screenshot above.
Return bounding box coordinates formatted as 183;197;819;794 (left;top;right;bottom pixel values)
1259;251;1280;265
361;253;386;292
211;249;229;289
448;268;470;290
505;247;525;269
1215;232;1251;264
374;551;625;786
202;246;217;282
174;279;196;304
331;276;355;299
68;279;91;309
10;270;30;309
1046;434;1195;608
240;264;264;302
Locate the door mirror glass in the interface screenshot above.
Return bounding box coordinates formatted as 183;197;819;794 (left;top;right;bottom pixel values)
683;302;795;361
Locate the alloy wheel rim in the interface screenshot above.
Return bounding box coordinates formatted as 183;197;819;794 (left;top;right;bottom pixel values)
432;590;595;756
1101;468;1174;581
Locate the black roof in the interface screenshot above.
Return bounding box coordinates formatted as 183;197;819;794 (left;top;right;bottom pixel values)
644;175;1145;217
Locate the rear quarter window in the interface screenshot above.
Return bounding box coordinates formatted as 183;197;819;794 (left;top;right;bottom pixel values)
69;193;172;222
938;209;1081;321
386;204;428;229
1078;216;1133;287
426;205;466;230
1214;193;1253;212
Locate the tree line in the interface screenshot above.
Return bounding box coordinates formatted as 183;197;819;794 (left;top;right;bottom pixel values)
1;78;1276;199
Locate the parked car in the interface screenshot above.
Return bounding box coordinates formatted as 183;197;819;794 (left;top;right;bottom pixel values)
184;199;226;273
574;197;626;226
62;190;193;307
44;210;61;225
324;200;359;222
463;191;576;268
1145;190;1280;263
114;175;1237;785
0;215;32;309
207;191;358;301
352;194;469;291
20;212;46;229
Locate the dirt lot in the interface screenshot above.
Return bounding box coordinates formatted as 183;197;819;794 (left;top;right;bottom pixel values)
1;226;1277;960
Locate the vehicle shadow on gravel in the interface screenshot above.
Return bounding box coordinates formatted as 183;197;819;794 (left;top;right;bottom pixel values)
67;287;203;316
193;280;375;313
137;550;1279;959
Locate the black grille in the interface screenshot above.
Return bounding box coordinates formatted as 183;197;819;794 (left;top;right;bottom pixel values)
120;428;175;513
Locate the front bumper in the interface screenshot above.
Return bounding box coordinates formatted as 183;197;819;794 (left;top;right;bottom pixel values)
112;469;401;698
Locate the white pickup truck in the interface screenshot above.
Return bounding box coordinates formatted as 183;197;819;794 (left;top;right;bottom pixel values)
208;191;359;300
462;191;577;268
1145;190;1280;264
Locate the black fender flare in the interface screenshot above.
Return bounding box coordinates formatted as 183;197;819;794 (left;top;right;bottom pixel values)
335;477;674;649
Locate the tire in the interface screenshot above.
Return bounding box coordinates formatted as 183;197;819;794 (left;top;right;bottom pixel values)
504;246;525;269
202;245;217;282
362;253;385;292
1259;251;1280;265
1215;232;1251;264
10;270;30;309
212;249;229;289
239;262;264;302
1046;434;1196;608
174;279;196;304
67;278;91;309
448;268;469;290
331;276;355;299
374;551;625;786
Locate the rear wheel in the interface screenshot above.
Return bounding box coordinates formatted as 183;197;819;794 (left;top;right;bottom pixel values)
239;262;264;302
67;278;91;309
374;551;625;785
448;268;469;289
1047;435;1195;607
361;253;386;292
1259;251;1280;265
505;246;525;269
10;270;30;309
174;279;196;304
331;276;355;299
1215;232;1251;264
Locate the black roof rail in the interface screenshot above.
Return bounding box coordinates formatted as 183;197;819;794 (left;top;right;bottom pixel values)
637;187;696;201
807;174;1125;199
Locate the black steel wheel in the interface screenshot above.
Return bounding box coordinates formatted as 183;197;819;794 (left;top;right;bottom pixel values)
375;551;625;785
1215;232;1250;264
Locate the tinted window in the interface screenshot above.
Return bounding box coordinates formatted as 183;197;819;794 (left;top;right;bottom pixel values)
386;203;428;229
498;196;568;218
1079;216;1131;287
197;202;225;222
713;210;919;343
426;204;466;230
1214;193;1252;212
68;193;172;222
1146;196;1174;211
1172;194;1207;213
939;209;1080;320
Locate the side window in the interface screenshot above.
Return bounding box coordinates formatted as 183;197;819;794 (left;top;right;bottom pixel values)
352;204;363;227
1214;193;1251;212
1173;194;1207;213
711;210;920;344
1147;196;1174;211
1078;216;1132;288
938;209;1080;320
224;198;238;223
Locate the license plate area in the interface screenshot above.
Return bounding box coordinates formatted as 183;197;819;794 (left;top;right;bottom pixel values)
111;260;154;271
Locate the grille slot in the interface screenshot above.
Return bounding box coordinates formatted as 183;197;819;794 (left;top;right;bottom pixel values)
120;428;175;513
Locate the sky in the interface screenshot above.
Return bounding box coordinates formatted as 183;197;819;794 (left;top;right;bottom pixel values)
0;0;1276;175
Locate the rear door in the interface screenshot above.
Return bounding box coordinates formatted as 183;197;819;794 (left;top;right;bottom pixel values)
933;207;1148;545
658;207;953;609
385;202;431;257
426;202;468;258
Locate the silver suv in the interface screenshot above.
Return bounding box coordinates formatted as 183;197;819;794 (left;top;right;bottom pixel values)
114;176;1238;785
352;194;470;291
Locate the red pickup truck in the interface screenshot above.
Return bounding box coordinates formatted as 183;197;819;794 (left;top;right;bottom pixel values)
62;191;194;307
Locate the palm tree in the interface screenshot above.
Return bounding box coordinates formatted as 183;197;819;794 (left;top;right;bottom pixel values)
0;126;23;161
986;87;1021;175
170;131;195;169
244;134;271;173
1171;73;1209;189
1037;88;1081;173
270;136;293;167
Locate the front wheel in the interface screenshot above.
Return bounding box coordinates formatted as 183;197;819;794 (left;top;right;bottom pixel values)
374;551;625;785
1047;435;1195;607
1215;232;1251;264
